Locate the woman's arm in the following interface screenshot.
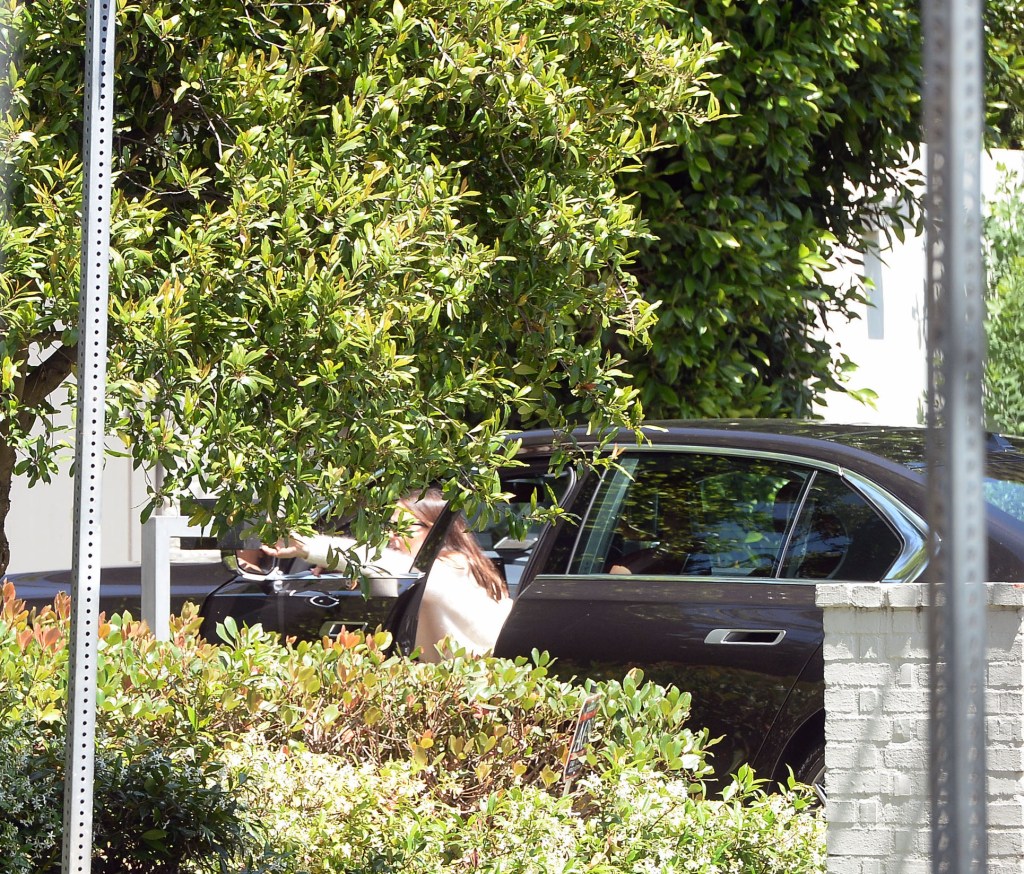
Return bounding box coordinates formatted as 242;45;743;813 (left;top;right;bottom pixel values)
263;534;410;574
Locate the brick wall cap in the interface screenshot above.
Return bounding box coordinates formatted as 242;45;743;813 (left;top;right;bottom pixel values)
817;582;1024;609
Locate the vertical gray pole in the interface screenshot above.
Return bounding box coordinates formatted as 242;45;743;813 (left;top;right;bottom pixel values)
62;0;115;867
923;0;988;872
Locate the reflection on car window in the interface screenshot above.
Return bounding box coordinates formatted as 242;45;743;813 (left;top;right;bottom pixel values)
465;466;573;597
984;459;1024;523
569;453;814;578
781;473;902;581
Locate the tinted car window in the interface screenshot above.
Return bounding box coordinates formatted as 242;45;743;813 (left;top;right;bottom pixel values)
568;452;814;577
465;465;573;596
984;457;1024;523
562;451;907;582
781;472;903;581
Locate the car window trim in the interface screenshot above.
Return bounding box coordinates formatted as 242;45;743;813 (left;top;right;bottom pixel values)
568;444;928;584
526;572;822;586
841;469;928;583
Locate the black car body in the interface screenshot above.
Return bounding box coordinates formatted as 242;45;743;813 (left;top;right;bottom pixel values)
6;559;233;618
199;421;1024;787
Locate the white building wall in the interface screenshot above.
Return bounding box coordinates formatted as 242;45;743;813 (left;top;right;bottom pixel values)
814;148;1024;425
815;228;930;426
5;409;150;574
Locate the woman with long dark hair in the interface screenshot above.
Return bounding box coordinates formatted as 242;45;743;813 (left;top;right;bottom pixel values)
396;488;510;662
262;488;511;660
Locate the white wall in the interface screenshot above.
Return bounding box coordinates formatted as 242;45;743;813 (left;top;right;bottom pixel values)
5;409;151;574
819;581;1024;874
814;226;929;425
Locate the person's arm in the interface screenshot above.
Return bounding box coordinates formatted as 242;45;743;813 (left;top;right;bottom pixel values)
263;535;410;574
262;534;355;569
301;535;354;569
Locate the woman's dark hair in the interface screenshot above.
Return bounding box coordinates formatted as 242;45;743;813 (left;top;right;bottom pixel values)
400;488;508;601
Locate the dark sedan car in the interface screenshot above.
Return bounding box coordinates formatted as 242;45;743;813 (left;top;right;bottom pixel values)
200;420;1024;791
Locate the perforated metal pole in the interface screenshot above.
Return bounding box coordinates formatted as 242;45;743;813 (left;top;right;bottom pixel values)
62;0;115;868
923;0;988;872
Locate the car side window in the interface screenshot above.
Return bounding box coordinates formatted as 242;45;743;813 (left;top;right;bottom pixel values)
465;465;573;596
568;452;813;578
781;472;903;581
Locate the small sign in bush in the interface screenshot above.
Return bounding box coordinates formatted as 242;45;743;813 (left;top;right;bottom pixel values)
562;694;601;784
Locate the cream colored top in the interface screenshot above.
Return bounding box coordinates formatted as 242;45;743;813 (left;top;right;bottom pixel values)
302;535;512;661
414;554;513;662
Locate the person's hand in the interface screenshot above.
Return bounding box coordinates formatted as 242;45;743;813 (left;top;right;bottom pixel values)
261;535;309;561
235;549;268;574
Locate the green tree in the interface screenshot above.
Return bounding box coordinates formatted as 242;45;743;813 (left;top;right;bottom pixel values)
615;0;1024;419
983;165;1024;435
615;0;926;419
0;0;719;575
986;1;1024;150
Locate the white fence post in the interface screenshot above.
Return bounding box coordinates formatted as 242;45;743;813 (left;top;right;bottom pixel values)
141;514;211;640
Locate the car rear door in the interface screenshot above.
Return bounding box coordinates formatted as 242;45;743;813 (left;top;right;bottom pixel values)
494;447;905;781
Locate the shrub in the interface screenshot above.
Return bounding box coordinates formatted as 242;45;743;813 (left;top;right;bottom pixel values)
0;719;64;874
0;584;285;873
58;602;714;804
0;719;283;874
0;582;824;872
984;165;1024;435
228;747;824;874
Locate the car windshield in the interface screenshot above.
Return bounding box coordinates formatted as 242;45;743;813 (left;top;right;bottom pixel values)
899;438;1024;526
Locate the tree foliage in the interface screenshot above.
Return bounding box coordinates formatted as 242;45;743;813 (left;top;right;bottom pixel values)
983;165;1024;435
0;0;719;573
613;0;928;419
986;1;1024;150
617;0;1024;420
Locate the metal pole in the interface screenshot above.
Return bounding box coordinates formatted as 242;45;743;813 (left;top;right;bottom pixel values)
923;0;988;872
62;0;115;867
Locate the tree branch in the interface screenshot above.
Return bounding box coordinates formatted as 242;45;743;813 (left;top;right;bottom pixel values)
18;344;78;425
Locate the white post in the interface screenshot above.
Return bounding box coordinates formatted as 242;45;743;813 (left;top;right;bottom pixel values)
141;514;211;640
63;0;115;867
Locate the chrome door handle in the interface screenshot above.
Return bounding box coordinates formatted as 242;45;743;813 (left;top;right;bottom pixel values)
705;628;786;646
320;621;368;638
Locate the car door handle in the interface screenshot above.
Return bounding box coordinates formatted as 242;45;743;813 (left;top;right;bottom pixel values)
704;628;786;646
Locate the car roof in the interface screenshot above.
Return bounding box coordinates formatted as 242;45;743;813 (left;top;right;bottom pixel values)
513;419;1024;472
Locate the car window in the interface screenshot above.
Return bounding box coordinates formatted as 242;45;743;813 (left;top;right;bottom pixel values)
568;452;813;578
781;472;903;581
984;456;1024;523
464;465;573;596
565;451;908;581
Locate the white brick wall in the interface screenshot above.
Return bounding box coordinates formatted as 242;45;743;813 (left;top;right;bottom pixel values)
818;582;1024;874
